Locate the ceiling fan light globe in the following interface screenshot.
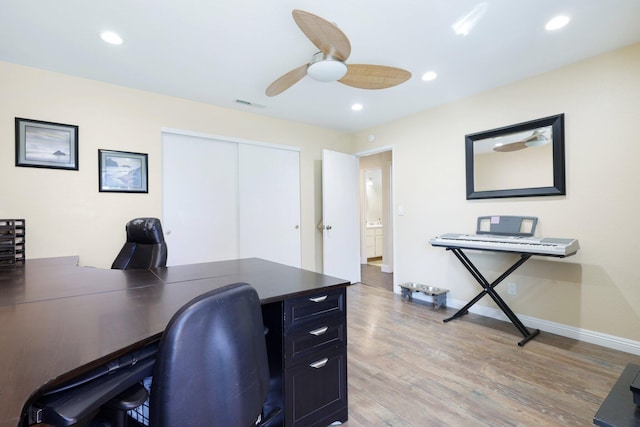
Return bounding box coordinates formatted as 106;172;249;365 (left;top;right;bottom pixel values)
307;55;348;82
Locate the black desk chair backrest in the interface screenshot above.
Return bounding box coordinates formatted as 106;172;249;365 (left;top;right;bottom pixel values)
150;282;270;427
33;283;271;427
111;217;167;270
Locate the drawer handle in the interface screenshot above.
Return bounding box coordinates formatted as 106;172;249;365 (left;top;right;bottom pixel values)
309;295;328;303
309;326;329;336
309;358;329;369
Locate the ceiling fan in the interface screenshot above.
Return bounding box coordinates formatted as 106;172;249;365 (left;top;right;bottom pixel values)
265;9;412;97
493;129;548;152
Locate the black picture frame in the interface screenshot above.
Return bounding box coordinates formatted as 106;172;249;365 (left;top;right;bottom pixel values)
465;114;566;200
98;149;148;193
15;118;79;170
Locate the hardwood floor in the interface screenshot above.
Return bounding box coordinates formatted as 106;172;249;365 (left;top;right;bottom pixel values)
360;263;393;292
343;283;640;426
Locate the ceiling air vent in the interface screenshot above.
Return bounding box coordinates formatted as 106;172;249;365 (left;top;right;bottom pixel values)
234;99;265;108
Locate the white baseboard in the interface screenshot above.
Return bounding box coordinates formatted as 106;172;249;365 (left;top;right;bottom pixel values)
447;297;640;356
405;291;640;356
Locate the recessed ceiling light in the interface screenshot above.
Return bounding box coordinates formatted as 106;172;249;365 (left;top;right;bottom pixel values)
100;31;123;45
422;71;438;81
545;15;570;31
351;103;363;111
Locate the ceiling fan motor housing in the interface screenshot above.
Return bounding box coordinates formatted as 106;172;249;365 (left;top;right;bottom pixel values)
307;52;348;82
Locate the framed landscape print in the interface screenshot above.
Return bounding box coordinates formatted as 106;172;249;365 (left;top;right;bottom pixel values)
98;149;148;193
15;118;79;170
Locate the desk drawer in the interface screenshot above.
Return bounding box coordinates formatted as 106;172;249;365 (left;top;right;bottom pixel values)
284;316;345;366
284;288;345;331
285;348;348;427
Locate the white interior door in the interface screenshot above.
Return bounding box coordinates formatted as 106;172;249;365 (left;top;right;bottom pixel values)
322;149;361;283
162;132;239;266
238;144;301;267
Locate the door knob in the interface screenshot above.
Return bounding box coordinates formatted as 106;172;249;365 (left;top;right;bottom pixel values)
325;225;332;230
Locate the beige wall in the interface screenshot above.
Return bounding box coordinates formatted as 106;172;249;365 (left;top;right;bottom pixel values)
2;42;640;344
0;61;351;270
352;42;640;342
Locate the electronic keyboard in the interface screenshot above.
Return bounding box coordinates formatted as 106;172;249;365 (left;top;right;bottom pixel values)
429;233;580;257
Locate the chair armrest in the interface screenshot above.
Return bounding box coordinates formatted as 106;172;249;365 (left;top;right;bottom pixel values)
33;358;154;426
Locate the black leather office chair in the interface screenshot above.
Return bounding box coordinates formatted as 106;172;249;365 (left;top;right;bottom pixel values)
34;283;273;427
149;282;271;426
111;218;167;270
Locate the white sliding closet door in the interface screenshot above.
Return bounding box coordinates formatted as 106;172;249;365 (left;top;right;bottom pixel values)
162;131;301;268
238;144;301;268
162;132;239;266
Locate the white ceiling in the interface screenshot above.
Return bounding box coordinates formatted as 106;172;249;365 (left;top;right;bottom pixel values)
2;0;640;132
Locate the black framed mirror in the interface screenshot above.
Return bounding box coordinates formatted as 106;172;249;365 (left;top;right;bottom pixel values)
465;114;565;200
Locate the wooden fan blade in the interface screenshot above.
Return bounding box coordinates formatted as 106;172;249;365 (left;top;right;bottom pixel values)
265;64;308;97
522;133;539;142
339;64;411;89
493;141;528;152
292;9;351;61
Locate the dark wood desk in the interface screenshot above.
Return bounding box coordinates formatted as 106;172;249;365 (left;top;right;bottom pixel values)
0;257;349;427
0;256;162;306
594;363;640;427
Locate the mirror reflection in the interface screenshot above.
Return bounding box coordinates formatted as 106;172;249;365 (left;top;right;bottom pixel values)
465;114;565;199
474;125;554;191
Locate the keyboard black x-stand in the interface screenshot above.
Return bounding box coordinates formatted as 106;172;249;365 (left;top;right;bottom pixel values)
441;246;538;346
430;218;579;346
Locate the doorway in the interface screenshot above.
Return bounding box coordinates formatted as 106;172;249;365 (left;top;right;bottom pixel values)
358;150;393;291
320;147;394;290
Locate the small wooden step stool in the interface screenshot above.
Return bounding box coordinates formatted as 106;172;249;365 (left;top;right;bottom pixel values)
399;282;448;309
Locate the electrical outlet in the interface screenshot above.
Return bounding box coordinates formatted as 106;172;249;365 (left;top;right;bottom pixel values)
507;282;517;295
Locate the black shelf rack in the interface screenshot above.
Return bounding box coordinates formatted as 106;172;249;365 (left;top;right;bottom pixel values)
0;219;25;267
